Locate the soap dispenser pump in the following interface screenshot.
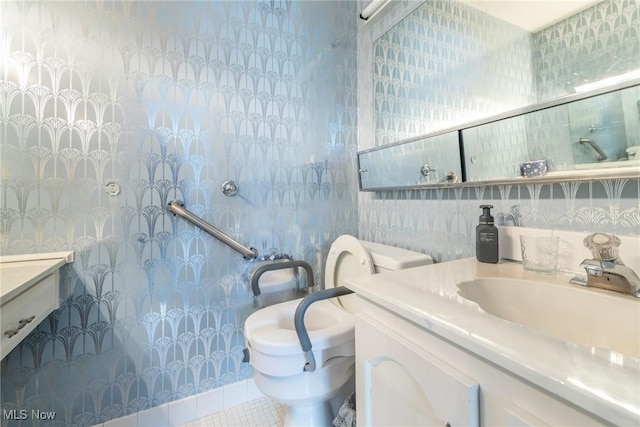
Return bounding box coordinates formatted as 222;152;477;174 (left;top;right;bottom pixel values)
476;204;499;263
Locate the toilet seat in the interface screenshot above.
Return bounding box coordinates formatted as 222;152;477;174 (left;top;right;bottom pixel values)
325;234;375;311
245;297;354;355
244;235;376;376
244;235;375;377
245;297;355;376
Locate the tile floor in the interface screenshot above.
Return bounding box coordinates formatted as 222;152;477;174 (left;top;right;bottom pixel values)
179;397;285;427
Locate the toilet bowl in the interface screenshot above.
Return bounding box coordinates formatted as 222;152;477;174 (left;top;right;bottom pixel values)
244;235;432;426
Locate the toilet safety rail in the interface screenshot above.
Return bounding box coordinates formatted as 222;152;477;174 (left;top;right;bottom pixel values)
250;260;315;297
168;200;258;260
294;286;354;372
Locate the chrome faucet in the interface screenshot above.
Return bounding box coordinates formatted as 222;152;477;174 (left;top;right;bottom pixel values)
574;233;640;297
579;259;640;297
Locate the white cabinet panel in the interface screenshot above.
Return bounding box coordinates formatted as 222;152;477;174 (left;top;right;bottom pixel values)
505;405;549;427
355;299;608;426
357;315;479;427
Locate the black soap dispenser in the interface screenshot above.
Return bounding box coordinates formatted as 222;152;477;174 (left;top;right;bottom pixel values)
476;205;499;263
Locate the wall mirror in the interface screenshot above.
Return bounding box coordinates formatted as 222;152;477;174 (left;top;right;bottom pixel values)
359;0;640;190
358;130;462;189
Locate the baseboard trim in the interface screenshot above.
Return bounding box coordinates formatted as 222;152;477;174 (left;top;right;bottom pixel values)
99;378;263;427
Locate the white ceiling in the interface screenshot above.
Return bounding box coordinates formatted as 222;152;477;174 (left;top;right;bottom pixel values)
460;0;603;32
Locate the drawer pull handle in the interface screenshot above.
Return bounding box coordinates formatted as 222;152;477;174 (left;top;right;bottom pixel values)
4;315;36;338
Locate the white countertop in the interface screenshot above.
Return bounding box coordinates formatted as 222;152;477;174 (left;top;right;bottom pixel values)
0;251;74;305
345;258;640;425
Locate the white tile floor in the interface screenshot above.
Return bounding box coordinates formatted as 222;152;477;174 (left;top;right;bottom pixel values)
179;397;285;427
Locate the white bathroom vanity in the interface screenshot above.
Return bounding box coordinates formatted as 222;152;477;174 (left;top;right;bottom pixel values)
345;259;640;426
0;252;74;360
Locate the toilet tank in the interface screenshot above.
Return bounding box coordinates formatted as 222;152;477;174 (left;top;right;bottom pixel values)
360;240;433;273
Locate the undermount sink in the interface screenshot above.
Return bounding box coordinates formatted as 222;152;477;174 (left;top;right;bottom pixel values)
457;277;640;359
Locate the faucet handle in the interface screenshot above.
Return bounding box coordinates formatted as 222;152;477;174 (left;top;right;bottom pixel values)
583;232;622;263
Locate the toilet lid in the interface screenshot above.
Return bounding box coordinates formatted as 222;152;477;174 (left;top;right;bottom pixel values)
325;235;375;311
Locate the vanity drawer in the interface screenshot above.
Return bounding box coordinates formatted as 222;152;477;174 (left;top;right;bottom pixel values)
1;272;60;359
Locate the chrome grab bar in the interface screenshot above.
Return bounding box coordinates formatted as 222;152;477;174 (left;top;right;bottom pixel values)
168;200;258;260
578;137;608;161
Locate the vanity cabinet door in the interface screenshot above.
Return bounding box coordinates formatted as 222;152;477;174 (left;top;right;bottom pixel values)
356;314;479;427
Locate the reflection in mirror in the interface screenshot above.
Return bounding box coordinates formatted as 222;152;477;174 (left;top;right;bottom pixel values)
358;131;461;190
374;0;533;145
374;0;639;146
463;85;640;182
462;112;535;182
359;82;640;189
367;0;640;188
569;86;640;169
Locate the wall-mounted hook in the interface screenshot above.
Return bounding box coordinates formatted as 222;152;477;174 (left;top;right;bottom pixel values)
221;180;239;197
420;164;436;176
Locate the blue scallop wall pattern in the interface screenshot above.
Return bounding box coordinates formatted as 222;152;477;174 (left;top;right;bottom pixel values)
0;1;357;425
358;0;639;262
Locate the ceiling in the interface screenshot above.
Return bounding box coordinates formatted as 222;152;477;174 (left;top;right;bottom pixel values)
460;0;603;32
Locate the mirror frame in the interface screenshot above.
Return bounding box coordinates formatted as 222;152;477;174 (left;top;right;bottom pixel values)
357;78;640;191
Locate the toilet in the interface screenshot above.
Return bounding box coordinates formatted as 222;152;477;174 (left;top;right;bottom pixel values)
244;235;432;426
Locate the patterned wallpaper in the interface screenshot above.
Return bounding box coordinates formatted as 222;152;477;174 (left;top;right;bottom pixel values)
533;0;640;100
2;0;639;425
1;1;357;425
357;0;640;262
372;0;535;147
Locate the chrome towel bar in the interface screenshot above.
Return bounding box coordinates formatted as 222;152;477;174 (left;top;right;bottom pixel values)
168;200;258;260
